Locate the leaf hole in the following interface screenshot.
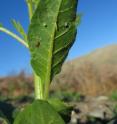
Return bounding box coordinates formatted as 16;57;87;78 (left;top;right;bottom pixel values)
64;22;69;28
35;41;40;48
43;23;47;27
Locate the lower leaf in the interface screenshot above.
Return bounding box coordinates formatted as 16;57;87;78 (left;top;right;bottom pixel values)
13;100;65;124
48;98;73;123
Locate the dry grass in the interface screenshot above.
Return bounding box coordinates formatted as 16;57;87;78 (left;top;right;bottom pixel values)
0;62;117;98
0;71;33;98
52;61;117;96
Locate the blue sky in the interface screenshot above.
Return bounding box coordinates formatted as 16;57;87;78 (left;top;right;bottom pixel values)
0;0;117;76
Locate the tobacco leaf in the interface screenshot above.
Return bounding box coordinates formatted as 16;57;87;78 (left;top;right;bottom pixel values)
13;100;65;124
28;0;78;85
48;98;73;123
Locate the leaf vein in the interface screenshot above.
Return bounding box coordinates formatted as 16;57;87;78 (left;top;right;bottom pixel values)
54;40;73;55
52;51;68;69
55;28;70;40
59;6;74;13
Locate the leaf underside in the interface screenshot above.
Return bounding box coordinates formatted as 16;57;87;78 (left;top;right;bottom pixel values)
28;0;78;85
14;100;65;124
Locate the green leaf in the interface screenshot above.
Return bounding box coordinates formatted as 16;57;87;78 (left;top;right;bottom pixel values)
48;98;72;113
11;19;27;42
26;0;40;11
48;99;73;123
14;100;65;124
28;0;78;86
32;0;40;8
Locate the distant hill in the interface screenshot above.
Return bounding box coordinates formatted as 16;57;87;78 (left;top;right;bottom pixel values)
52;44;117;96
0;44;117;97
0;72;33;98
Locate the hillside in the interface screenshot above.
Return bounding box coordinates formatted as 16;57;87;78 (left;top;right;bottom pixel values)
52;44;117;96
0;44;117;97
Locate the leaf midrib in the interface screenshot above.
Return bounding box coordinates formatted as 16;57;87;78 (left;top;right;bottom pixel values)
44;0;63;97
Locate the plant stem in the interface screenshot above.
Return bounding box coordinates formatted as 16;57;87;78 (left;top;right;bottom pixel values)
26;1;45;100
34;72;44;99
44;81;50;99
0;27;29;48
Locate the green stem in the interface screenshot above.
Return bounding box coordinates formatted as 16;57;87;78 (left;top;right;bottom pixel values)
34;72;44;99
44;81;50;99
26;0;45;100
0;27;28;48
